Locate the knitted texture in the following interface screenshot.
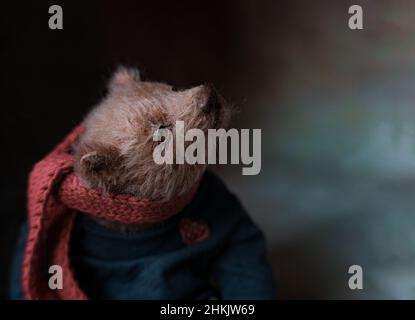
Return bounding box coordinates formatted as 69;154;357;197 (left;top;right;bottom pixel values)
23;125;199;300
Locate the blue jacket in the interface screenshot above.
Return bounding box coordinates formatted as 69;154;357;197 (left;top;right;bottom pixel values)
10;171;276;299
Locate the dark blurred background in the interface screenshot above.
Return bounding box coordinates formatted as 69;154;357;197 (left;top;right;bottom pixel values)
2;0;415;299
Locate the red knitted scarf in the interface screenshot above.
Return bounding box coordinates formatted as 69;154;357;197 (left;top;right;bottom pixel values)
23;125;199;300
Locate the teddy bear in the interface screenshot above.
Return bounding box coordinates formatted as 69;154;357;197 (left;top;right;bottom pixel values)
9;66;276;300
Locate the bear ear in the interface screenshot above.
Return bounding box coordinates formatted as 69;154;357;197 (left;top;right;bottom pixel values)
108;66;141;92
75;144;122;177
79;151;107;173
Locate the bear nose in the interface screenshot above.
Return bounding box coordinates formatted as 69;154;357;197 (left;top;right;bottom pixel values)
202;84;218;113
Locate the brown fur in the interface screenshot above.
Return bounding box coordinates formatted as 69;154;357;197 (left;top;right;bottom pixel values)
73;66;232;201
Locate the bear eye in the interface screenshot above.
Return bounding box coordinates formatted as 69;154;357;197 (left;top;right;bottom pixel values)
153;124;171;145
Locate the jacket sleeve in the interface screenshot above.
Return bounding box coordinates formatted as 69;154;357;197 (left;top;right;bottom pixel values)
210;201;277;300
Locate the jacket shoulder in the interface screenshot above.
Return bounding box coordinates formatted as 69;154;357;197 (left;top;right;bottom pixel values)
188;170;249;223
